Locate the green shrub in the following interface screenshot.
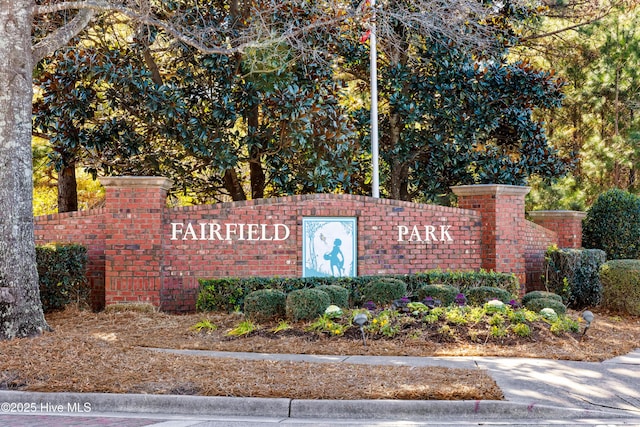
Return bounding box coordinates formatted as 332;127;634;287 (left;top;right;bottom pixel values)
286;289;331;321
545;247;606;308
36;243;88;312
599;260;640;315
415;270;520;296
359;278;407;305
196;278;246;312
315;285;349;308
416;284;459;306
465;286;513;305
196;276;353;312
195;271;520;312
583;189;640;260
521;291;562;307
243;289;286;322
523;297;567;315
513;323;532;337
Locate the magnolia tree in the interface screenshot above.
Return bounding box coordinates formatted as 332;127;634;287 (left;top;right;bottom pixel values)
0;0;517;339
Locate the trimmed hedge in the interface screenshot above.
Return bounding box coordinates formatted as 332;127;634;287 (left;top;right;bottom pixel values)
583;189;640;260
315;285;349;308
465;286;513;305
416;284;459;306
359;278;407;305
36;243;88;312
521;291;562;307
196;270;520;312
544;247;606;308
408;270;519;296
599;260;640;315
524;297;567;315
285;289;331;321
244;289;286;322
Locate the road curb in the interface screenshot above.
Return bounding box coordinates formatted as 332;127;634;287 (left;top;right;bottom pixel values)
0;391;634;421
290;399;633;420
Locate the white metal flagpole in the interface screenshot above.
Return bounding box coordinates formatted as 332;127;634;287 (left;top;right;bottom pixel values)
369;0;380;198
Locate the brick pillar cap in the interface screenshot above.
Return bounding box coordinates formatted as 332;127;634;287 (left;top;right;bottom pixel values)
528;210;586;220
100;176;173;191
451;184;531;197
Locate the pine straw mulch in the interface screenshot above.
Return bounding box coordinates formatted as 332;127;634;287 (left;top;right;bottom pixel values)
0;307;638;401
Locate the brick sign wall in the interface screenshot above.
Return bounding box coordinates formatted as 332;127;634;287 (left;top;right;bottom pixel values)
34;177;584;312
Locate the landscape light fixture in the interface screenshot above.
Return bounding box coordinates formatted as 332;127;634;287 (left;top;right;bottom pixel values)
581;310;595;341
354;313;368;347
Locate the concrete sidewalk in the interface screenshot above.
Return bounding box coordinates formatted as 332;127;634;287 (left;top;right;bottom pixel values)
0;348;638;426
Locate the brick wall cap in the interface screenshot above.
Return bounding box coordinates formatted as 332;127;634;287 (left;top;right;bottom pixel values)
100;176;173;191
170;192;479;216
528;210;586;220
451;184;531;197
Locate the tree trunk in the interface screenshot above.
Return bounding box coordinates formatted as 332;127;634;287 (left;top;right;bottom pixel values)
248;105;266;199
57;162;79;213
0;0;50;339
388;111;410;200
223;168;247;201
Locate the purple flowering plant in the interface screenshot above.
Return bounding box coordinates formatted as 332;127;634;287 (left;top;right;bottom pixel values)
363;301;377;311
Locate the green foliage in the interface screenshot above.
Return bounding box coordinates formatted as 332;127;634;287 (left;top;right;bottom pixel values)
196;278;246;313
422;308;443;324
549;317;580;335
512;323;532;337
272;320;292;333
196;271;519;313
226;320;259;337
416;284;459;306
414;270;519;296
545;247;607;308
306;314;349;336
243;289;286;323
285;289;331;322
524;297;567;315
444;307;469;325
521;291;563;306
490;325;509;338
197;276;357;312
507;309;527;324
406;302;429;313
539;307;559;322
347;11;569;201
465;286;514;305
583;189;640;260
36;243;88;312
359;278;407;305
191;319;218;333
367;310;401;338
488;313;505;327
529;8;640;206
599;260;640;315
33;0;567;205
33;11;361;205
467;306;487;323
484;299;507;314
315;285;349;308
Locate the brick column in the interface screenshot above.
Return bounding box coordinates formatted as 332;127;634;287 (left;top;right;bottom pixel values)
528;210;586;249
452;184;530;285
100;176;172;307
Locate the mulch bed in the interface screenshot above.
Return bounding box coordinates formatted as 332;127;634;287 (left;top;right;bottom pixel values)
0;307;638;400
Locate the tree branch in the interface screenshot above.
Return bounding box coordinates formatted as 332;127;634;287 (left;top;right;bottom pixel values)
32;8;95;62
33;1;239;55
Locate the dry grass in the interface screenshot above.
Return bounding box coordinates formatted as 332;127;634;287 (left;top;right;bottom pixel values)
0;307;638;401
